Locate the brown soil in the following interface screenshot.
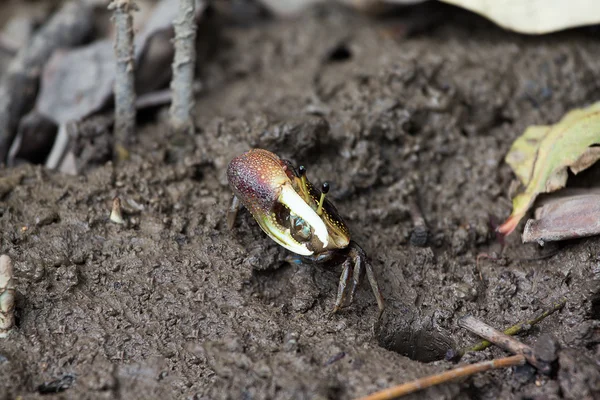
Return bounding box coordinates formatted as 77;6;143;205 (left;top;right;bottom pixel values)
1;3;600;399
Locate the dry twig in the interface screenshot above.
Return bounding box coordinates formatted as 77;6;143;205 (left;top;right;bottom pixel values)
356;354;525;400
448;299;566;361
362;302;563;399
458;315;552;374
0;255;16;338
136;81;203;110
108;0;138;161
169;0;198;134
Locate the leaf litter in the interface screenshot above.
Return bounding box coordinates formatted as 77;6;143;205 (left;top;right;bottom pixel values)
499;101;600;236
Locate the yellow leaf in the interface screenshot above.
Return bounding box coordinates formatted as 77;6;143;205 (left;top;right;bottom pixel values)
505;125;550;186
499;101;600;236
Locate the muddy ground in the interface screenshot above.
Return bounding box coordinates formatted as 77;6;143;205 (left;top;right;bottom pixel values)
1;2;600;399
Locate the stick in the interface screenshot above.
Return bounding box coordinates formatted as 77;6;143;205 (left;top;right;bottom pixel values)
136;81;203;110
448;299;565;360
108;0;138;161
0;255;16;338
356;354;525;400
0;1;93;162
169;0;197;134
458;315;551;374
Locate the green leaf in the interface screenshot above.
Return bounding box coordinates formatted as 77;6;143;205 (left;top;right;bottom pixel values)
499;101;600;236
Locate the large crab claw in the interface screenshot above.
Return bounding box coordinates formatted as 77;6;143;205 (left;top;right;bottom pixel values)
227;149;329;256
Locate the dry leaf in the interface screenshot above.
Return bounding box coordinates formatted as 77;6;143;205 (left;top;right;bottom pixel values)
499;101;600;236
522;189;600;245
37;0;199;125
440;0;600;34
260;0;600;34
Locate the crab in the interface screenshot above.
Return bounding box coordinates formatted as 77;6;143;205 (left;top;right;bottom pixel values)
226;148;384;314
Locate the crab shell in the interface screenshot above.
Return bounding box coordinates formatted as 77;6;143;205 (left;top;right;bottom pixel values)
227;149;350;256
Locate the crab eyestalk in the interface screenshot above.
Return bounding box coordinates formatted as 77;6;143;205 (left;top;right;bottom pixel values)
299;165;307;188
317;182;329;215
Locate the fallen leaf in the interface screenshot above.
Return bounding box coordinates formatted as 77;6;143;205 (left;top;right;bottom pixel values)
32;0;208;171
440;0;600;34
37;0;200;125
504;126;550;186
522;189;600;245
499;101;600;236
257;0;600;34
37;41;115;124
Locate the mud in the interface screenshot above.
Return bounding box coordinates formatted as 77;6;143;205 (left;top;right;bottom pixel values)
1;3;600;399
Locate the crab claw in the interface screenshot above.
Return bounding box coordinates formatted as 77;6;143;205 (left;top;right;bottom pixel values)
227;149;329;256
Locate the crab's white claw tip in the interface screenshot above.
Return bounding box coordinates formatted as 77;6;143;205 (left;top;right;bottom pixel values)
279;184;329;248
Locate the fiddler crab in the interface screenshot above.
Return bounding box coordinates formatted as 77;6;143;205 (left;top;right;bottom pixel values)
227;148;384;314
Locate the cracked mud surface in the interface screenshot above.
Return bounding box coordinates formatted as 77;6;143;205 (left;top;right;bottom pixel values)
1;4;599;399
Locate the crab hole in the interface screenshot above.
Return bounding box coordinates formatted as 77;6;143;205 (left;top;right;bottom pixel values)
375;302;456;363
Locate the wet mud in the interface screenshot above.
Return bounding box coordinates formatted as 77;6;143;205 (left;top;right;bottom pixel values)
1;3;599;399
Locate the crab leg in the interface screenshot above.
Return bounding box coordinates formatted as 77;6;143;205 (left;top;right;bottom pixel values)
365;259;385;317
333;258;353;313
346;247;364;307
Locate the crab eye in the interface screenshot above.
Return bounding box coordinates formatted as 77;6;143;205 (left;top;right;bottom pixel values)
290;213;312;242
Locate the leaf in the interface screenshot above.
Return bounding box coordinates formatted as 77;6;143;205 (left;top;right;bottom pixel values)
522;189;600;245
499;101;600;236
37;0;206;125
505;125;550;185
439;0;600;34
258;0;600;33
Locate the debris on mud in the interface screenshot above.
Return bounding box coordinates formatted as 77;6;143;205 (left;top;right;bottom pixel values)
522;190;600;245
500;101;600;236
0;1;599;399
